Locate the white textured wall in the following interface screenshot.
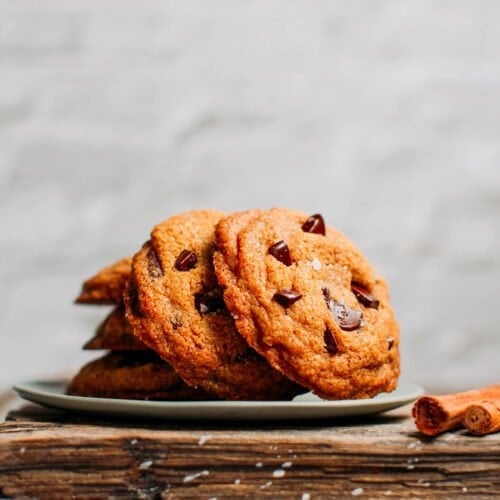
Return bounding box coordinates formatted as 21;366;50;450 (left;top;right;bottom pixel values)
1;0;499;393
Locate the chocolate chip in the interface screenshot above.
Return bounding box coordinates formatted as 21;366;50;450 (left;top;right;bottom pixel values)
322;287;331;302
175;249;197;271
324;328;339;354
147;247;163;278
351;282;379;309
302;214;326;235
387;337;394;350
330;301;362;331
273;289;302;308
195;288;225;314
268;240;292;266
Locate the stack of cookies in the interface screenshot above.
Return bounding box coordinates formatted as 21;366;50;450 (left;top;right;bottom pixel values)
69;258;213;400
69;208;400;401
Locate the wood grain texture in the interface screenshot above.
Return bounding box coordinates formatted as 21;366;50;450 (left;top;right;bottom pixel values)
1;404;499;499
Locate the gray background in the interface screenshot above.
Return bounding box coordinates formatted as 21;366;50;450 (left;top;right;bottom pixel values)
1;0;499;393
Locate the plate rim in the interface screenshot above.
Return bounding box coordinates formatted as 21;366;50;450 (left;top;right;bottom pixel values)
13;379;424;412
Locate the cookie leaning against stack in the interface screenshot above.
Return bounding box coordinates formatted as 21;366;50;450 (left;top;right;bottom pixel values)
124;210;303;401
214;208;400;400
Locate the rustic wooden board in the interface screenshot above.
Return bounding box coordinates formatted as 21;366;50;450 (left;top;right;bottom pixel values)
1;403;499;498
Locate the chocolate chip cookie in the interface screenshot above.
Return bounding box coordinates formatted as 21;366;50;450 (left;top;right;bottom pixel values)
67;351;212;400
84;305;148;351
124;210;303;401
75;257;132;305
214;208;400;400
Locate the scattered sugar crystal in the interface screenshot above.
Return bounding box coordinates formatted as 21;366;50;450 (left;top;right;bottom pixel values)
310;258;322;270
407;442;416;449
462;487;468;492
139;460;153;470
19;447;26;454
231;312;239;320
301;494;311;500
130;439;138;445
198;434;210;446
234;479;241;485
384;490;392;496
273;469;285;478
281;461;292;468
260;481;272;490
406;458;416;469
351;488;364;496
417;480;431;487
255;462;263;468
183;470;209;483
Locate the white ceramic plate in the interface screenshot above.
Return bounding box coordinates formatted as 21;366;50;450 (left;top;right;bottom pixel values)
13;380;423;421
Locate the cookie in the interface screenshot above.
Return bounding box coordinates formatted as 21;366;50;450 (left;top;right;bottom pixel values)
84;305;148;351
214;208;400;400
66;351;213;400
124;210;303;401
75;257;132;305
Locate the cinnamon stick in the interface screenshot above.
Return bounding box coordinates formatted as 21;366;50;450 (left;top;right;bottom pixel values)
412;384;500;436
462;400;500;436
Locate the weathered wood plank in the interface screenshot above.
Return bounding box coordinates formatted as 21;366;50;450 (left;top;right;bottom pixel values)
1;404;499;498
